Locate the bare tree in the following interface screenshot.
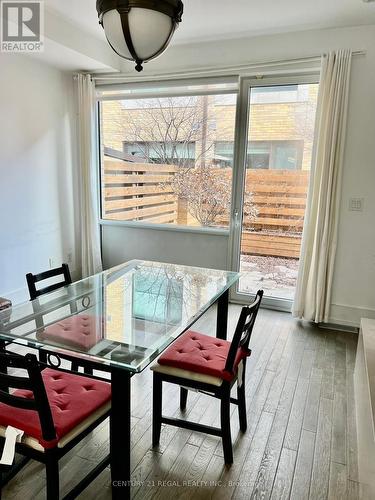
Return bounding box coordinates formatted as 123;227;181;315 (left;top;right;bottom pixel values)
166;165;258;227
118;96;216;168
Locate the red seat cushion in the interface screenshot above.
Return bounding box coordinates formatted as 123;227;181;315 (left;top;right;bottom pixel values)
37;315;101;351
0;369;111;449
157;330;250;382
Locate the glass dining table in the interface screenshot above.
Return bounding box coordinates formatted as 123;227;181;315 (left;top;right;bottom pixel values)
0;259;239;499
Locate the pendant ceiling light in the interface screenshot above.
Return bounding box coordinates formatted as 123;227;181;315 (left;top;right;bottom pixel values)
97;0;183;72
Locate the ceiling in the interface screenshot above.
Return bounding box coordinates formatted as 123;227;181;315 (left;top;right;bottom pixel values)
45;0;375;46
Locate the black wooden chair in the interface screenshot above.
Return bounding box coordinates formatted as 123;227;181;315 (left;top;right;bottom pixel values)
0;351;110;499
26;264;73;302
26;264;97;374
151;290;263;465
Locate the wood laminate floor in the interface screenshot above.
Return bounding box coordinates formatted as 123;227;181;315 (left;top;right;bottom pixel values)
2;307;361;500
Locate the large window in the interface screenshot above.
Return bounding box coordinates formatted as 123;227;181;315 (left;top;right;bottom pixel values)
98;78;317;232
98;79;237;229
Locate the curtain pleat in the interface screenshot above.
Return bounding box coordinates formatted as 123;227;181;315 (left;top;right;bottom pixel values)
76;74;103;277
292;49;352;323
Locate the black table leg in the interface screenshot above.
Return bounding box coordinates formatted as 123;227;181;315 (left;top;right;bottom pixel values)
0;340;8;392
110;368;131;500
216;288;229;340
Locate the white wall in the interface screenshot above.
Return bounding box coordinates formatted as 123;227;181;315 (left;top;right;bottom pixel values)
0;54;79;303
102;225;229;271
104;24;375;326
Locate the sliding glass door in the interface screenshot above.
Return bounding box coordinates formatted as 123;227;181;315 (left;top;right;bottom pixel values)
229;76;319;309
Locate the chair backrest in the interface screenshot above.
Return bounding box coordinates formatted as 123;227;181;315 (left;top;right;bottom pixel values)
224;290;263;374
0;352;56;443
26;263;72;301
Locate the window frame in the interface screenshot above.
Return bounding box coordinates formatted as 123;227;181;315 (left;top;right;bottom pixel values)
228;73;320;311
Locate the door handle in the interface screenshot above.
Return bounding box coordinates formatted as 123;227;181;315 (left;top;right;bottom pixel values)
233;209;240;228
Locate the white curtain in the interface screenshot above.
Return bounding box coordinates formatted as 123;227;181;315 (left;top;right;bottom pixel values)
292;49;352;323
76;74;103;277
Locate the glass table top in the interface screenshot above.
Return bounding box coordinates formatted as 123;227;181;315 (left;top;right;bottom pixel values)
0;260;239;372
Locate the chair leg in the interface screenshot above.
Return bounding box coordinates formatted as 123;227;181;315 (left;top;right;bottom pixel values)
180;387;188;411
220;388;233;465
237;381;247;432
45;455;59;500
152;373;163;447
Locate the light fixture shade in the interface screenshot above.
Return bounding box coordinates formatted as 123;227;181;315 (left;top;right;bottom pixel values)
97;0;183;72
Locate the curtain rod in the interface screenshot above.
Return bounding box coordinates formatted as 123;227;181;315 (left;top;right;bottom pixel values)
92;50;365;82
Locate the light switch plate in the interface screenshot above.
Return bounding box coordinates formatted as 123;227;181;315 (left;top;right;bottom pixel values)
349;197;364;212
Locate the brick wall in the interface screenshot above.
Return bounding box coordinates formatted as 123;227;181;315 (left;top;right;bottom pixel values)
100;85;318;171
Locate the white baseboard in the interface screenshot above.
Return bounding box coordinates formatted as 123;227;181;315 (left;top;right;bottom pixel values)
329;303;375;329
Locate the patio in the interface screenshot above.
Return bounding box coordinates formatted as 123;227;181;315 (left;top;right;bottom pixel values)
239;255;299;300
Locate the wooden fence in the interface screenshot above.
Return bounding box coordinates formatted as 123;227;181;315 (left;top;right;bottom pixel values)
242;233;302;259
103;158;309;259
103;157;178;224
246;170;308;229
240;169;308;259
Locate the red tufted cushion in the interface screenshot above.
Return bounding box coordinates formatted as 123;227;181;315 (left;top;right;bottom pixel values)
157;330;250;382
0;369;111;449
38;315;101;351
